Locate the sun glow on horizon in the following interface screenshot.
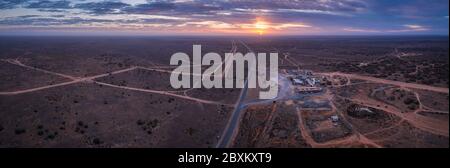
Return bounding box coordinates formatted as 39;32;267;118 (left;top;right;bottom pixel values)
245;18;311;35
254;18;269;35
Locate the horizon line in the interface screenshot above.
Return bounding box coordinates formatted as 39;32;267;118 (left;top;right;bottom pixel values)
0;34;448;37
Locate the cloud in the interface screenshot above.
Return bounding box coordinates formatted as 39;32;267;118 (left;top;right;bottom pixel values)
383;0;448;19
0;0;27;9
74;1;131;14
0;0;447;35
277;9;351;16
74;0;366;18
224;0;367;12
0;16;114;26
1;0;368;20
239;22;311;30
342;27;380;33
0;14;184;28
122;0;225;16
17;15;41;19
343;24;429;33
122;2;175;14
37;9;67;13
26;0;72;9
178;21;237;29
270;23;312;30
403;24;425;30
387;24;429;32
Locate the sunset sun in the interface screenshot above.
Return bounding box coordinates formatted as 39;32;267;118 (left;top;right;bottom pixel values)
254;19;269;35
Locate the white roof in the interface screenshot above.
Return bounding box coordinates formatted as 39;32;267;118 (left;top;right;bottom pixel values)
293;79;303;84
331;115;339;120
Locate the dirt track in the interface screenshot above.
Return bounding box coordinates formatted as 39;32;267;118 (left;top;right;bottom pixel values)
320;72;449;94
0;59;229;106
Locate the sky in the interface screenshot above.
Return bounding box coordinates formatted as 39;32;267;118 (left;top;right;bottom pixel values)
0;0;448;36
